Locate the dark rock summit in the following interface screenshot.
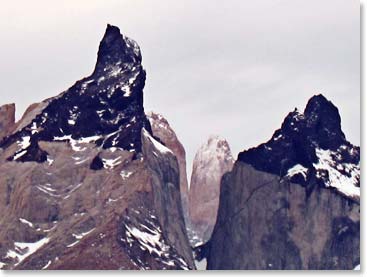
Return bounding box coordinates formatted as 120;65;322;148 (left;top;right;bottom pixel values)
202;95;360;270
0;24;151;163
94;24;142;74
238;94;360;201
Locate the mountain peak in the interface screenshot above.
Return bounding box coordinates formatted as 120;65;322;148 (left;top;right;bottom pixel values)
0;24;151;163
305;94;340;121
94;24;141;75
238;94;359;200
304;94;345;147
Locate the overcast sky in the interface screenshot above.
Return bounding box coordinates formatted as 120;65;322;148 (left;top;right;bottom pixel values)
0;0;360;176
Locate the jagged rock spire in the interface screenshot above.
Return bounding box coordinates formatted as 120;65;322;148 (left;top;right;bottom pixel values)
94;24;142;75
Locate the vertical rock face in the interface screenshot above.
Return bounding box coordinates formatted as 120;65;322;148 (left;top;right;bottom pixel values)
146;112;189;223
0;25;194;270
189;136;234;244
0;104;15;141
202;95;360;270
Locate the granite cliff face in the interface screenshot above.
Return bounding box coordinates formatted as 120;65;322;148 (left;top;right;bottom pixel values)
147;112;189;223
0;25;194;270
188;136;234;244
201;95;360;270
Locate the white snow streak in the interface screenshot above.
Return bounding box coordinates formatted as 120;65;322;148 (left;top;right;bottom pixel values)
6;237;49;266
286;164;308;180
19;218;34;228
142;128;172;154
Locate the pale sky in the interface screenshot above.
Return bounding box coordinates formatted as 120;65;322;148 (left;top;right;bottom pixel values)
0;0;360;176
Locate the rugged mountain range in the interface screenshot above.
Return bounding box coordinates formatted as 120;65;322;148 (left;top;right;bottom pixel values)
199;95;360;270
0;24;360;271
0;24;194;270
188;136;234;244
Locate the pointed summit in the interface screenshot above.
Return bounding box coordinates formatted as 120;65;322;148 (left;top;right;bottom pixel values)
94;24;141;75
304;94;345;146
0;24;151;163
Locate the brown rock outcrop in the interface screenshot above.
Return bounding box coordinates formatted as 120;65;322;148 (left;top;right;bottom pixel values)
0;104;15;141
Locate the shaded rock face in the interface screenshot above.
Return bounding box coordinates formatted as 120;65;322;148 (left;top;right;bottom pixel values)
189;136;234;244
202;95;360;270
147;112;189;223
0;25;194;270
0;104;15;141
204;163;359;270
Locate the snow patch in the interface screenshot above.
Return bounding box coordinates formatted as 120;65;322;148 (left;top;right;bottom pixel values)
313;148;360;199
68;119;76;126
286;164;308;180
142;128;173;154
73;228;95;240
53;135;102;152
13;136;31;160
30;122;38;135
47;156;54;166
102;157;122;169
42;260;52;269
125;224;169;257
120;170;133;180
19;218;34;228
6;237;49;266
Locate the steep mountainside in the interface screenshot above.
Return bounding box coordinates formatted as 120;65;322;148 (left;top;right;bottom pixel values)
0;24;194;270
147;112;189;223
200;95;360;270
188;136;234;244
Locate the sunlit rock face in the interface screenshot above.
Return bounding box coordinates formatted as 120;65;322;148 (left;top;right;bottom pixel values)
189;136;234;244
